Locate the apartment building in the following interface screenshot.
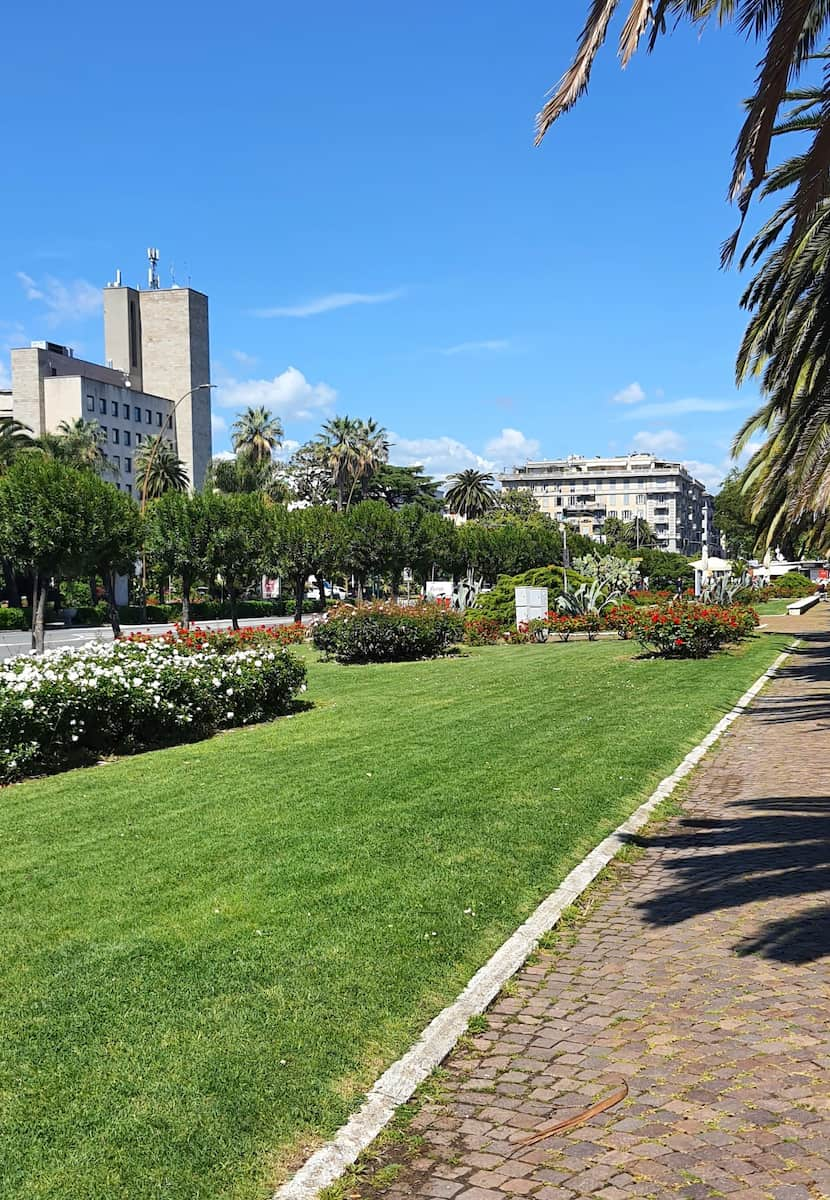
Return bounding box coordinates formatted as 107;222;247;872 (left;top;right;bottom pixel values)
498;453;716;555
4;264;212;492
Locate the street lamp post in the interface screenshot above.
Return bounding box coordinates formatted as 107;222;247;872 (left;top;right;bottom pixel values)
139;383;215;620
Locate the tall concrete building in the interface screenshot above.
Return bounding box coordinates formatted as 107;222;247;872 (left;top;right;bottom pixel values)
498;453;716;556
3;261;212;492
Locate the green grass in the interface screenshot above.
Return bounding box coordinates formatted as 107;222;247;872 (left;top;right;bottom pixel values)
0;633;788;1199
753;598;794;615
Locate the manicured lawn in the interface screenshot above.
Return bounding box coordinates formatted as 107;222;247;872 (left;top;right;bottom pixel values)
1;633;788;1199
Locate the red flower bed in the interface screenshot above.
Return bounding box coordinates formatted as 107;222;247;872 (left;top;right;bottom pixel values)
610;602;758;658
123;623;306;654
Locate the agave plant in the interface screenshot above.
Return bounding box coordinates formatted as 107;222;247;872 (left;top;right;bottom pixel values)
556;579;620;618
700;571;752;606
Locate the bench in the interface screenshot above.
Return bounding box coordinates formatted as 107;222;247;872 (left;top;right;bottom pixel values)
787;593;821;616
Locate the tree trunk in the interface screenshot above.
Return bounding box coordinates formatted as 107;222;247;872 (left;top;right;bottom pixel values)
229;585;240;631
105;571;122;638
315;574;326;613
2;559;20;609
88;576;97;605
31;571;47;654
294;575;305;624
390;571;401;603
181;573;191;630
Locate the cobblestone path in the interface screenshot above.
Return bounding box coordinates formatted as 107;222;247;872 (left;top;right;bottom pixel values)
371;623;830;1200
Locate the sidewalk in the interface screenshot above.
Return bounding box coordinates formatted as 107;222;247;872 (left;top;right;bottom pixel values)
370;618;830;1200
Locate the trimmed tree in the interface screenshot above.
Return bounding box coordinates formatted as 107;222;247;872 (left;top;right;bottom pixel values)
200;492;268;630
0;458;126;652
84;480;143;637
271;505;344;623
145;491;209;628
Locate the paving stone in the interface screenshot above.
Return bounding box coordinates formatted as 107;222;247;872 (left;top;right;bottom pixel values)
367;616;830;1199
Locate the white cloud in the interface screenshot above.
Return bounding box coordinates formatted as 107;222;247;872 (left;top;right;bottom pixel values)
211;412;227;434
622;397;749;420
611;382;646;405
215;366;336;421
17;272;101;327
439;339;512;356
253;289;404;318
484;427;540;464
231;349;258;366
389;433;495;478
631;429;685;455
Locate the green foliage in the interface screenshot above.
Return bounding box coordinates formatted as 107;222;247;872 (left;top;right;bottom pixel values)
472;565;587;628
632;548;695;589
272;505;345;620
496;489;540;517
573;553;639;592
313;602;463;663
366;463;443;511
0;607;26;630
714;469;757;558
200;492;270;626
135;434;189;501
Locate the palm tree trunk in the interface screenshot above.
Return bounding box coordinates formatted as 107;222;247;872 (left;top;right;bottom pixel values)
30;571;47;654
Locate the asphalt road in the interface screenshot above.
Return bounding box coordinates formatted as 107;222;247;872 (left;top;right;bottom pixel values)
0;614;309;660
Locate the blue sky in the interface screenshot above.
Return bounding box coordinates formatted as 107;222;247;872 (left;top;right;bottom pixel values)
1;2;767;489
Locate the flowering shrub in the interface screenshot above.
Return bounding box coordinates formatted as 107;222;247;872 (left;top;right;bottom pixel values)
312;602;463;663
123;623;306;653
612;602;758;658
545;612;607;641
463;615;502;645
0;638;306;783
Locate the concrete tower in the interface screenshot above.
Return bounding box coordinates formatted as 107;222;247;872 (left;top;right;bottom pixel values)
103;278;212;489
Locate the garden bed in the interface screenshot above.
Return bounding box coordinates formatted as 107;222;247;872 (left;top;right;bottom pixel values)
0;633;789;1199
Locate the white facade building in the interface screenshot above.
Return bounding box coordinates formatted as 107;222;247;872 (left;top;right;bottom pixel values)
3;268;212;493
498;453;716;556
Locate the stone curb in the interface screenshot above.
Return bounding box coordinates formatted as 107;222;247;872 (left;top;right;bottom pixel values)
273;643;797;1200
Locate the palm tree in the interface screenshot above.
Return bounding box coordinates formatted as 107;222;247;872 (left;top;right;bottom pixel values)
444;469;498;519
0;417;33;474
231;406;283;464
536;3;830;250
207;454;291;503
321;415;362;511
350;418;390;504
57;418;107;470
135;435;189;502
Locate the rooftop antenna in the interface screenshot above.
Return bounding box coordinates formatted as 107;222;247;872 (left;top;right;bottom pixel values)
169;262;178;288
147;247;160;290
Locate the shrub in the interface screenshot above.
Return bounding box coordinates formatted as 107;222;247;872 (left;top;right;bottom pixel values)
612;601;758;658
0;607;27;630
313;602;463;663
463;615;502;645
123;623;306;653
0;638;307;783
473;565;588;628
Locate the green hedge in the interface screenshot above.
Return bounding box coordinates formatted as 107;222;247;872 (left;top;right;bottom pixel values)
473;565;587;628
0;607;28;630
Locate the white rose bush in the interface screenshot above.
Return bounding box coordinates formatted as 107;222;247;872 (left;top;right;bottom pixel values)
0;635;307;783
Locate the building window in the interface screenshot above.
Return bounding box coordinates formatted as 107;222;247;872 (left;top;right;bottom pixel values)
112;428;120;445
125;458;132;474
101;426;108;440
156;411;163;427
112;400;119;418
112;455;120;470
145;409;152;424
99;398;107;415
636;494;645;504
622;509;632;519
135;433;142;445
133;405;141;422
126;484;133;497
129;301;139;370
86;394;95;412
123;430;131;447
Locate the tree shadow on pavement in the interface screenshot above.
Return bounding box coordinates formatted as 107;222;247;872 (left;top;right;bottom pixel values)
631;797;830;965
